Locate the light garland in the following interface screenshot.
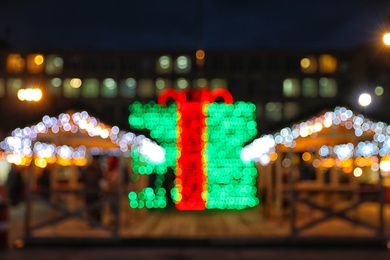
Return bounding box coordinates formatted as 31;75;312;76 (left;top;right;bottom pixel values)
242;106;390;166
0;111;165;167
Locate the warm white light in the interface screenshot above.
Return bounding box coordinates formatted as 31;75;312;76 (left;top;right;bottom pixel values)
353;167;363;177
380;160;390;172
383;33;390;46
300;58;310;69
70;78;82;88
17;88;42;101
358;93;371;107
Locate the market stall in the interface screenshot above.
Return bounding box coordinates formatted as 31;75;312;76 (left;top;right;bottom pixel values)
242;106;388;238
0;110;164;242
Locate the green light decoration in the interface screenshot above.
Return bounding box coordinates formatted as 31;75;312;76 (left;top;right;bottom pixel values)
128;88;259;210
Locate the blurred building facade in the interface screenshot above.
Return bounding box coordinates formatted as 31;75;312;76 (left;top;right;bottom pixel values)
0;45;388;138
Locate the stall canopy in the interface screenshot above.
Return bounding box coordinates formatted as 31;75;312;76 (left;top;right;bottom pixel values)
240;106;388;239
0;110;165;167
241;106;390;168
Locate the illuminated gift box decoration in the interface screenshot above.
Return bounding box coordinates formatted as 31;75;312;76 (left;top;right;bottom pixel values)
128;88;258;210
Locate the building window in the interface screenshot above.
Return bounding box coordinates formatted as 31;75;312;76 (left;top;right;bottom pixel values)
7;54;25;73
48;78;62;96
103;59;116;71
319;54;337;73
7;78;23;96
0;78;4;97
284;102;300;120
121;58;134;72
193;78;208;89
174;56;191;74
63;78;81;98
156;78;171;95
66;56;81;71
24;78;42;89
27;54;44;74
211;57;226;72
283;78;300;97
255;102;262;119
175;78;189;90
302;78;318;97
267;56;281;72
230;56;243;72
249;57;262;72
156;56;172;74
120;78;137;98
82;78;99;98
285;57;300;71
140;58;153;75
319;77;337;97
138;79;154;98
84;57;99;72
101;78;117;98
300;56;317;74
265;102;283;121
45;55;63;74
248;80;261;95
210;78;227;90
230;80;244;97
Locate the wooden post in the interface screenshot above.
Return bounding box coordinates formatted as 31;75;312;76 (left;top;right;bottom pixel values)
112;155;123;237
256;163;264;216
23;163;34;240
288;149;297;237
265;164;273;219
378;158;385;238
275;147;283;222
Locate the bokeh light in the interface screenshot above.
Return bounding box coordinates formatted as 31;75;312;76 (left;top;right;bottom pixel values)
128;88;258;210
358;93;371;107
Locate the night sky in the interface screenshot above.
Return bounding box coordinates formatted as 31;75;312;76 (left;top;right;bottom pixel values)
1;0;390;51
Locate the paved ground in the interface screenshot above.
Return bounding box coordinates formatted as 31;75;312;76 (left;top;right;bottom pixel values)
1;245;390;260
3;199;390;259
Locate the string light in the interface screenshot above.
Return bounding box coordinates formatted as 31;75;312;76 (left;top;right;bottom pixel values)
0;111;164;167
242;106;390;165
128;88;259;210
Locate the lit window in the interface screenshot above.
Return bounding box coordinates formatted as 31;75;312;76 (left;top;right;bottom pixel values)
45;55;63;74
283;78;300;97
175;56;191;73
319;54;337;73
193;78;208;89
319;77;337;97
120;78;137;98
82;78;99;98
210;78;227;90
375;86;384;96
300;56;317;73
156;78;171;95
7;54;25;73
248;80;261;95
63;78;81;98
0;79;4;97
255;102;262;118
27;54;44;74
175;78;189;90
284;102;300;120
7;78;23;95
302;78;317;97
140;58;153;74
102;78;117;98
48;78;62;96
156;56;172;74
138;79;154;98
196;49;205;66
265;102;282;121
